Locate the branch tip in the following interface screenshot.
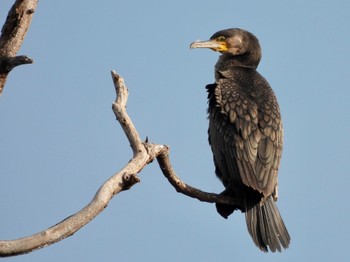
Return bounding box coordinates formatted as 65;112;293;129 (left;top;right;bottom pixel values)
110;70;120;80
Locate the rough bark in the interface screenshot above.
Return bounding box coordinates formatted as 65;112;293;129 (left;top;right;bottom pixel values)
0;0;37;95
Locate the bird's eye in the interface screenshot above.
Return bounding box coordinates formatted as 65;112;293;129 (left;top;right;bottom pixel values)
216;36;226;42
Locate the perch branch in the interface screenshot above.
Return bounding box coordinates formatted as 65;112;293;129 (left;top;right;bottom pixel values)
157;149;242;206
0;0;38;95
0;71;241;257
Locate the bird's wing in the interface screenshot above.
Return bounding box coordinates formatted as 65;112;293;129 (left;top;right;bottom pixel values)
209;77;283;197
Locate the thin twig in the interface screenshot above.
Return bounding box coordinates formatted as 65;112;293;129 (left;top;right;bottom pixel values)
0;55;33;74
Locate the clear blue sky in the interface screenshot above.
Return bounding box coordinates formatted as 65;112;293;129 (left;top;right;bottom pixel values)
1;0;349;261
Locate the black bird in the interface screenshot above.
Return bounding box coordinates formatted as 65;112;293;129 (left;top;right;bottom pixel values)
190;28;290;252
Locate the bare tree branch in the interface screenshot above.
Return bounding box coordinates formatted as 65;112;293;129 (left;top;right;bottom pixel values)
0;0;37;95
0;71;241;257
0;72;166;257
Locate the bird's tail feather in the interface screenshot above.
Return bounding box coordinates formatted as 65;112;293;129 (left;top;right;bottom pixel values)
245;196;290;252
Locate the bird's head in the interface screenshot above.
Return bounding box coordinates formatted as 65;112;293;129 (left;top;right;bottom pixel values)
190;28;262;68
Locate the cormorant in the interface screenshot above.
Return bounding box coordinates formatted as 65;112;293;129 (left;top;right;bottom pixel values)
190;28;290;252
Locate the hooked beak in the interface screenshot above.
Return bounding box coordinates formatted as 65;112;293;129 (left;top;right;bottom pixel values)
190;40;227;52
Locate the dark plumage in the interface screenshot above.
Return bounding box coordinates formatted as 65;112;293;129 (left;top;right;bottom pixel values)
190;28;290;252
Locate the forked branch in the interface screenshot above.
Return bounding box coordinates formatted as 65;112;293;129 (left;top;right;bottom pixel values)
0;72;165;257
0;71;239;257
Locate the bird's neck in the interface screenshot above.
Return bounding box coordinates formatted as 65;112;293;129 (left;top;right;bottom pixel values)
215;54;259;72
